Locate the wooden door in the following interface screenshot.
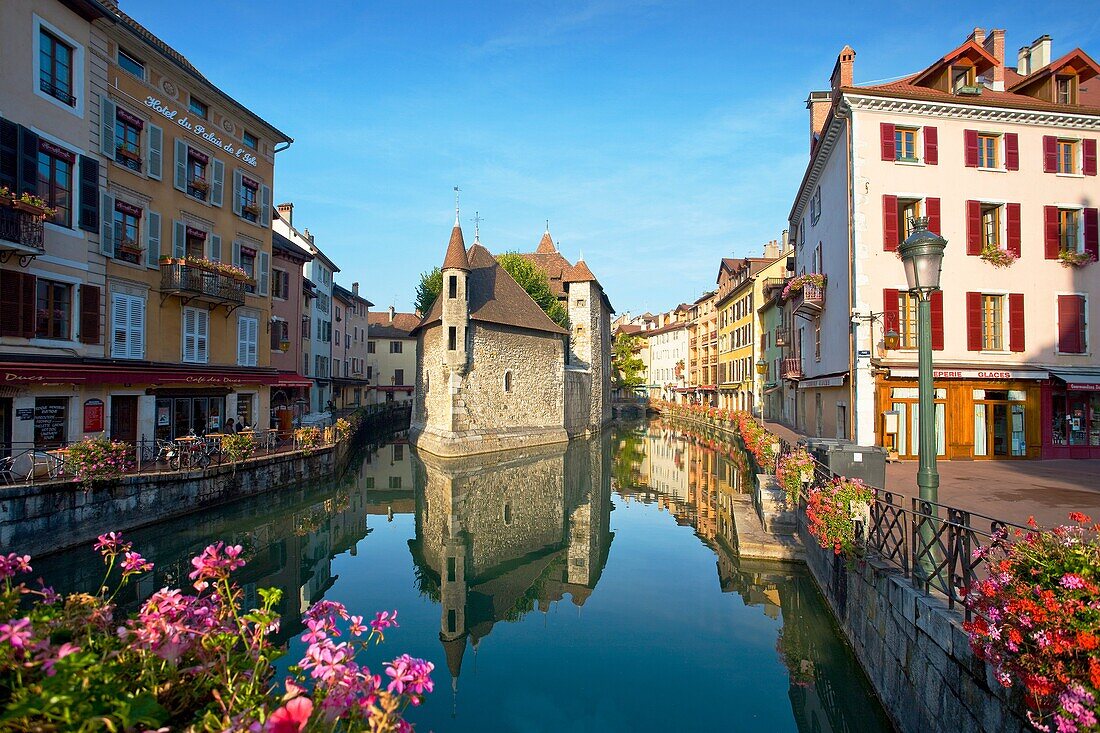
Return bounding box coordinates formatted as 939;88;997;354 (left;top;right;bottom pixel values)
110;395;138;443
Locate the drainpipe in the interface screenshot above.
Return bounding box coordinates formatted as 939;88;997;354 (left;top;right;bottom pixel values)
843;102;857;442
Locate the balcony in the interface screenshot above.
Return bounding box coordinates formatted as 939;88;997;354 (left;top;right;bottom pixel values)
774;329;789;347
0;199;47;262
781;357;802;380
160;260;246;308
791;284;825;317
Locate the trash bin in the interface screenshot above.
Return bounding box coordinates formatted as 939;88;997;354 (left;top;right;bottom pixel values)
800;438;887;489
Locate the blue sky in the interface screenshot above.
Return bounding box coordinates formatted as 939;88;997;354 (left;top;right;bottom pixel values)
127;1;1099;316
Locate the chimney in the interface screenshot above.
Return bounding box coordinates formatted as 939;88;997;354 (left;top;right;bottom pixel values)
763;239;780;259
830;46;856;98
388;305;395;323
982;29;1005;90
352;281;359;296
276;202;293;226
303;227;314;244
806;91;832;152
968;27;986;46
1030;35;1051;72
781;229;789;249
1017;46;1030;76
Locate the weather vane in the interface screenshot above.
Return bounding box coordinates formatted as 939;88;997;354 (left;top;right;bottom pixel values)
453;186;460;222
471;211;483;241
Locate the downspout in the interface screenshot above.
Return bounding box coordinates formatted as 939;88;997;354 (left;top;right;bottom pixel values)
844;103;857;442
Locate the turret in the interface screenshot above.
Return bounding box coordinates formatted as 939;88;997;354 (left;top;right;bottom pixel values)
441;217;471;374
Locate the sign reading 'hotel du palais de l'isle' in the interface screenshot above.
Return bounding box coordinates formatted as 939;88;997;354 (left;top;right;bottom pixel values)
144;96;258;167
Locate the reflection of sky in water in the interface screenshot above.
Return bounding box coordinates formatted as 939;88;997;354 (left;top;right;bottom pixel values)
34;426;894;733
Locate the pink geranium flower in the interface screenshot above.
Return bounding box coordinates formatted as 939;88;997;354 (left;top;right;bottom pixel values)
266;696;313;732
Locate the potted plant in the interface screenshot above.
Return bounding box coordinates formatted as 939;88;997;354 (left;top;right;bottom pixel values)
118;237;143;256
115;143;141;162
980;243;1019;268
10;192;56;220
1059;249;1096;268
781;273;827;300
189;177;209;194
242;201;260;217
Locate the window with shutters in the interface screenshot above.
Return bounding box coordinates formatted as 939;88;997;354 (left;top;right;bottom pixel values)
270;319;289;351
897;292;918;349
977;133;998;169
951;63;976;93
981;204;1002;248
1057;294;1088;354
110;293;144;359
35;279;71;340
896;198;922;242
239;248;256;293
114;110;143;172
237;316;258;366
272;269;289;299
1056;74;1078;105
367;340;376;354
185;228;205;259
1057;139;1078;174
981;295;1004;351
37;145;73;227
1059;209;1081;253
238;176;259;222
113;204;142;263
186;148;209;200
894;128;918;162
182;307;208;363
39;30;74;106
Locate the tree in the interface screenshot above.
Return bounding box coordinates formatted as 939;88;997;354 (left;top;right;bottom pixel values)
414;267;442;316
612;332;646;391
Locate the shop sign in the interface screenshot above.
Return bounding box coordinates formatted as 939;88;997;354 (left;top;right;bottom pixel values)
143;96;259;168
34;403;66;443
83;399;104;432
5;372;45;382
1065;382;1100;391
15;408;34;421
888;368;1049;380
799;376;846;389
184;376;240;384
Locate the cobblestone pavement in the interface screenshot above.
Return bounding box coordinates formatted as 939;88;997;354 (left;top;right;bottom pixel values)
761;420;1100;529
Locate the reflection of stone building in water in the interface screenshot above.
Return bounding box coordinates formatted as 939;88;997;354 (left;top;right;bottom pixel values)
352;436;416;493
408;437;613;705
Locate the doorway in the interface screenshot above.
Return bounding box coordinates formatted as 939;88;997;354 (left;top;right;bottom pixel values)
0;398;11;457
889;388;946;458
110;395;138;443
973;389;1027;458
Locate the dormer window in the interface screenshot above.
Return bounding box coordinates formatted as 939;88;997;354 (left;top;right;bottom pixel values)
951;64;976;93
1056;74;1078;105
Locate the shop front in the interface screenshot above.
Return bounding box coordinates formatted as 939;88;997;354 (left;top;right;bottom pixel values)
878;368;1046;460
1042;371;1100;459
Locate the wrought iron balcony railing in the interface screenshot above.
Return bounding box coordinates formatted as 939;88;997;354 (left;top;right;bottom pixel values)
781;357;802;380
0;204;46;258
160;261;246;306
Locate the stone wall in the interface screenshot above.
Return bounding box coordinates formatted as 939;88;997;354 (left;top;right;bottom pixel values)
564;368;593;436
799;524;1032;733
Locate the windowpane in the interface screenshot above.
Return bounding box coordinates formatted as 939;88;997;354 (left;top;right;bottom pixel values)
35;279;71;339
37;150;73;227
981;205;1000;247
981;295;1003;351
39;30;74;105
118;49;144;78
1059;210;1080;253
189;97;208;119
894;129;917;160
1057;140;1077;174
978;135;998;168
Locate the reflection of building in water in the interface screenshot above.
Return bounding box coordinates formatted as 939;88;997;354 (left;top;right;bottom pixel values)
409;435;613;708
353;436;416;493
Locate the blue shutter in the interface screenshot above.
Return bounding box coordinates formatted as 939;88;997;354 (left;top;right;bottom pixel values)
173;139;187;191
147;123;162;180
173;220;186;258
100;192;114;256
100;95;117;157
210;158;224;207
146;210;161;267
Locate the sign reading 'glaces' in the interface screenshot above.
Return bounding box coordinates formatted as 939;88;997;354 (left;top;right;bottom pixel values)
144;96;259;168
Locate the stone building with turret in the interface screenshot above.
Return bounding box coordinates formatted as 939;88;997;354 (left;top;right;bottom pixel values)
410;219;612;457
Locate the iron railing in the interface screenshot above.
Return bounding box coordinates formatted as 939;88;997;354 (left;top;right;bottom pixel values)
781;357;802;380
0;204;46;252
160;261;246;304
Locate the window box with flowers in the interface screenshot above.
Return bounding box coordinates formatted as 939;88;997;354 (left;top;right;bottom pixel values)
805;476;873;557
188;177;209;195
115;143;141;163
1059;250;1096;268
242;201;260;218
1;187;57;221
980;243;1019;268
781;273;827;300
117;237;144;257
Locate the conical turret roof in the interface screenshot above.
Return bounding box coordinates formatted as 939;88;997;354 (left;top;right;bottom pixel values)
536;230;556;254
564;257;598;283
443;219;470;271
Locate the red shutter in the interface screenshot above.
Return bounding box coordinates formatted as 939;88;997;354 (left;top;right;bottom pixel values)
1004;133;1019;171
1008;293;1025;353
926;197;941;234
0;270;37;339
1043;135;1057;173
964;129;979;167
883;195;899;251
1084;139;1097;177
79;284;100;344
966;292;983;351
1044;206;1061;259
1078;296;1088;354
1006;203;1021;257
930;290;944;351
966;200;982;255
883;288;900;337
1058;295;1083;354
924;126;938;165
1085;208;1099;261
880;123;896;161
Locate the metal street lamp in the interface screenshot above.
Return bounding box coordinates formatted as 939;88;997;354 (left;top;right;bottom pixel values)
755;358;768;376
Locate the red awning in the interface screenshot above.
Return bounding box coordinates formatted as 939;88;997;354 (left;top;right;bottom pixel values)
0;361;284;387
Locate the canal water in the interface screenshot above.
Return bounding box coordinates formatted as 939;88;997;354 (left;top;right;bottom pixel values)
35;422;894;732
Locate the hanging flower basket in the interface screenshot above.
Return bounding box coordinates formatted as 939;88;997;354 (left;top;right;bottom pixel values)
1058;250;1096;268
980;243;1018;268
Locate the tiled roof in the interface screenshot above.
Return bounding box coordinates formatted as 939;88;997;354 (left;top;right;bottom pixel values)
443;223;470;271
368;312;420;338
563;259;597;284
516;250;573;298
536;230;556;254
332;283;374;307
271;231;313;262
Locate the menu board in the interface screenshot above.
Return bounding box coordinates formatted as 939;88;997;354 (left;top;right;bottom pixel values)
34;399;68;445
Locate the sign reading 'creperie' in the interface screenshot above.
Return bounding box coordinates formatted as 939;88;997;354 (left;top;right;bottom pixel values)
144;96;259;168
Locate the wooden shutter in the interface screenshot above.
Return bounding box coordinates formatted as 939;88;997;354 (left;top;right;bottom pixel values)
882;288;900;338
1004;133;1019;171
79;284;101;344
77;155;99;233
1057;295;1083;354
1043;135;1057;173
260;185;272;227
18;126;39;195
99;95;117;157
880;123;895;160
0;118;17;191
18;272;35;338
100;191;115;256
1008;293;1025;353
111;293;129;358
0;270;36;338
173;139;187;191
237;317;248;365
1085;208;1099;261
183;307;196;362
248;318;258;366
173;220;186;258
930;291;944;350
926;197;940;234
882;195;898;251
1006;203;1021;257
258;251;270;296
966;292;982;351
209;234;221;262
196;309;209;363
232;240;242;268
1085;139;1098;177
966;200;982;255
1044;206;1060;259
146;210;161;267
147;123;162;179
271;320;281;350
210;158;224;207
923;126;938;165
964;129;979;168
232;169;243;216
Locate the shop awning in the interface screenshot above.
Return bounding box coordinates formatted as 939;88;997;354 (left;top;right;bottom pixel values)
1051;370;1100;391
0;360;284;386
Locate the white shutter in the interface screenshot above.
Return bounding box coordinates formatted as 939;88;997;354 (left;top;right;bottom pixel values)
232;240;242;268
101;192;115;256
111;294;129;358
182;307;196;362
100;95;117;157
260;185;271;226
237;317;248;365
209;234;222;262
211;159;224;207
248;318;258;366
258;251;270;296
147;123;163;180
232;169;243;216
130;295;145;359
196;310;209;363
173;139;187;191
172;220;186;258
145;210;161;268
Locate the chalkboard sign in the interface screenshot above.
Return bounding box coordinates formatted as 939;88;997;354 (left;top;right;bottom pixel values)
34;399;68;445
15;408;34;421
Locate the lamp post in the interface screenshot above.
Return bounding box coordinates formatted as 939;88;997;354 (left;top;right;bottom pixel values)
898;217;946;505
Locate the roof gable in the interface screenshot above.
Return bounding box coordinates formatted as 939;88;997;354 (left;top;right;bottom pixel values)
910;39;998;89
1009;49;1100;95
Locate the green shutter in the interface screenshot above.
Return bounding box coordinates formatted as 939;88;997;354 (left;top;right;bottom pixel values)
147;123;162;180
209;234;221;262
232;169;242;216
173;139;187;191
210;158;224;207
260;185;271;226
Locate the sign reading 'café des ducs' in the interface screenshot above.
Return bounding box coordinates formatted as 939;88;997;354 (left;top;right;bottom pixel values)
144;97;258;168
